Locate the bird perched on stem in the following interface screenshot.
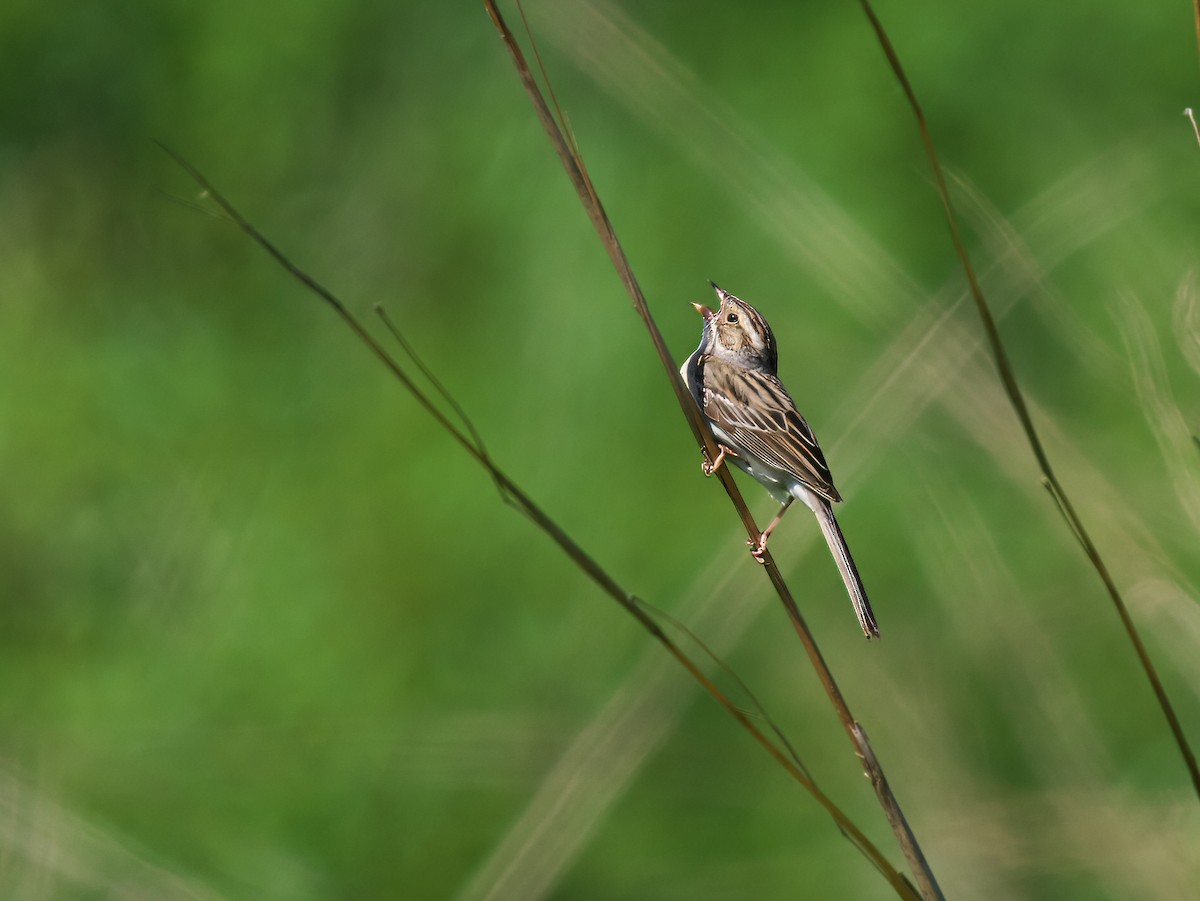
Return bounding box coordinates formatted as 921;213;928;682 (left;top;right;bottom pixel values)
680;282;880;639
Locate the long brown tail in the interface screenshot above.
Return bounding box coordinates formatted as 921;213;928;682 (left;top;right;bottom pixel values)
812;499;880;639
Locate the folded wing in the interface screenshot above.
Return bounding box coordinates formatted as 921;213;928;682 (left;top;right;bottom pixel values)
699;357;841;503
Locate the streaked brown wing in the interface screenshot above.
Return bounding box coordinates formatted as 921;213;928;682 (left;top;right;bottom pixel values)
699;357;841;502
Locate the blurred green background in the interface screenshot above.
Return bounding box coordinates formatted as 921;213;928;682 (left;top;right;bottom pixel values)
2;0;1199;897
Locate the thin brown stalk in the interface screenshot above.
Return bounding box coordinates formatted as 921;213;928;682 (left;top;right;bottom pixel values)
158;143;916;899
856;0;1200;803
483;3;941;898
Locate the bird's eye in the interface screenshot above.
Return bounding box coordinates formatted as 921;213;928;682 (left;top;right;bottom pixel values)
726;313;738;323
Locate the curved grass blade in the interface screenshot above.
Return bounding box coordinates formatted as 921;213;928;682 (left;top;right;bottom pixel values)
856;0;1200;804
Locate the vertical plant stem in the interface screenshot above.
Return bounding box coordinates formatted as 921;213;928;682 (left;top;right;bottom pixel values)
856;0;1200;802
483;3;945;896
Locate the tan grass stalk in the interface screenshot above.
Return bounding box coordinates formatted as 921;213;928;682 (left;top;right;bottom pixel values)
856;0;1200;801
483;2;942;897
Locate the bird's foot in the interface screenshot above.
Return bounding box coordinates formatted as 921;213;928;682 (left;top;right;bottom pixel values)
701;445;733;477
747;536;769;564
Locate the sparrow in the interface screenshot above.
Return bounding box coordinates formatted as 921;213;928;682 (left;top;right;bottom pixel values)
680;282;879;638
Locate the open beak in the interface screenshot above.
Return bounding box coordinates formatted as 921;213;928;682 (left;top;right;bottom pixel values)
691;302;716;321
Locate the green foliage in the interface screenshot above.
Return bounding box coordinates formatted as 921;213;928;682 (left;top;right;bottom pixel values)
2;1;1199;898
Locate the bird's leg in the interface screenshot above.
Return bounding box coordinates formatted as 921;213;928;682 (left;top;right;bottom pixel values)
701;443;737;476
749;496;795;563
